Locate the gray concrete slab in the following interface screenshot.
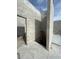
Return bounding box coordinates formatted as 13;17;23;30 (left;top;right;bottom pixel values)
17;37;25;49
17;41;60;59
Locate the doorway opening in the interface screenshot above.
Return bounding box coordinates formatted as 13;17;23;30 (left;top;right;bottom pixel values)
35;20;46;48
17;15;27;47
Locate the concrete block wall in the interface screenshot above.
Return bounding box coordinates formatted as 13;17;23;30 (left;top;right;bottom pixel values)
17;0;41;44
27;18;35;43
17;0;41;21
17;16;25;27
53;21;61;35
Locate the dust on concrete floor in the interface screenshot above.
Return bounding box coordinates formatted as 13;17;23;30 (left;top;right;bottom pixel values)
17;35;61;59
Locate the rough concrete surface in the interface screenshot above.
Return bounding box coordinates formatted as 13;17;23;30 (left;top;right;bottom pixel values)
17;36;25;49
17;35;61;59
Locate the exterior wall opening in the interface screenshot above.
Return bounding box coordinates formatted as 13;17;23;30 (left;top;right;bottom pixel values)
17;15;27;48
35;20;46;48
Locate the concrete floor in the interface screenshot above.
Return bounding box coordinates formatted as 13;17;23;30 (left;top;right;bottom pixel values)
17;36;25;49
17;35;61;59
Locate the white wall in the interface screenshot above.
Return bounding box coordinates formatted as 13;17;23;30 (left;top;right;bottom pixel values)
17;16;25;27
17;0;41;21
27;18;35;42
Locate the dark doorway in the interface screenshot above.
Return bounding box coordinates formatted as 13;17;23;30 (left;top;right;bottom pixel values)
17;26;27;44
17;15;27;44
35;20;46;48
